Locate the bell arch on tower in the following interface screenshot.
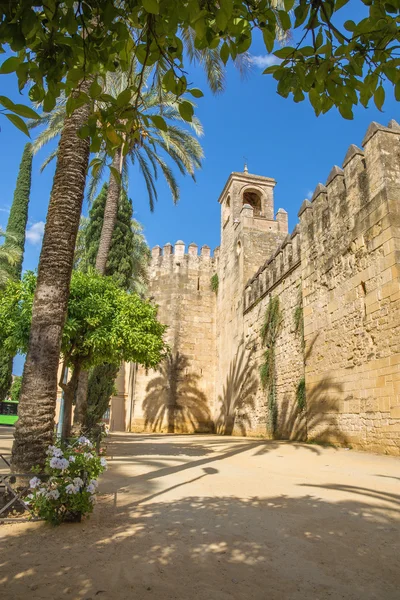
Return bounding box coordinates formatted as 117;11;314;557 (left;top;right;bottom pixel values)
241;186;263;217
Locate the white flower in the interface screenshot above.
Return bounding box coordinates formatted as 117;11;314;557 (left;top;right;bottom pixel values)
90;479;98;488
77;436;93;448
65;483;79;495
46;489;60;500
84;452;93;460
73;477;84;488
37;487;47;497
86;483;96;494
68;455;76;462
29;476;41;489
100;457;108;469
47;445;63;458
50;457;70;470
89;495;96;504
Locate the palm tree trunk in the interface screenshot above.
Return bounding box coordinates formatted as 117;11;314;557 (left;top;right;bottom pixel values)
74;147;123;431
95;147;122;274
60;364;81;441
11;83;91;472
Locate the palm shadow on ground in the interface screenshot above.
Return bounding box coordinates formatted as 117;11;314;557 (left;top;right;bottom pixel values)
143;352;213;433
1;485;399;600
1;428;399;599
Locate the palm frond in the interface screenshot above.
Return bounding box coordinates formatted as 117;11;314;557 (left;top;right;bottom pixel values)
40;148;58;172
147;148;179;204
135;153;158;212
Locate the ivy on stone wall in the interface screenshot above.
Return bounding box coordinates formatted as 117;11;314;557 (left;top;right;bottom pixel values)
296;377;306;412
294;287;304;348
260;296;282;436
294;287;306;415
210;273;219;294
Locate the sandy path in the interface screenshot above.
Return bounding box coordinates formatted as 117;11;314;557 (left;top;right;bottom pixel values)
0;428;399;600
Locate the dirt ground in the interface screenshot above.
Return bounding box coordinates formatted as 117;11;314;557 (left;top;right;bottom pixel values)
0;427;399;600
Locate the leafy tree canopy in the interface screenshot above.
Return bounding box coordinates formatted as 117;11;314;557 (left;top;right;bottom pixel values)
0;270;168;371
0;0;398;140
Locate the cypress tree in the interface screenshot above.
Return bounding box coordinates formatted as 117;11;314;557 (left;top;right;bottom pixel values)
83;183;134;289
82;184;150;431
0;143;32;401
4;143;33;279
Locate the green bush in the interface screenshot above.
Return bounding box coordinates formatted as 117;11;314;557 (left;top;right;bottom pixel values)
9;376;22;403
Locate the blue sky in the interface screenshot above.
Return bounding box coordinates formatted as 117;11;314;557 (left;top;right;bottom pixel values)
0;9;399;374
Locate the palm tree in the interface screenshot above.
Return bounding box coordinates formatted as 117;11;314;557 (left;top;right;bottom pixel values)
11;81;92;472
28;65;204;435
0;229;21;288
30;71;203;273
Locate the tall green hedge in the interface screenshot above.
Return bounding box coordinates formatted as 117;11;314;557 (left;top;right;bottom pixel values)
84;183;135;290
0;143;32;401
81;184;150;430
4;143;32;279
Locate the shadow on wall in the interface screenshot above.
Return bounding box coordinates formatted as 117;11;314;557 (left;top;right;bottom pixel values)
277;375;347;445
143;352;213;433
215;344;258;435
276;333;348;444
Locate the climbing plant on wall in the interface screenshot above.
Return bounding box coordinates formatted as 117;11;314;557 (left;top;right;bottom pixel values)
210;273;219;294
294;286;306;414
260;296;282;437
293;286;304;349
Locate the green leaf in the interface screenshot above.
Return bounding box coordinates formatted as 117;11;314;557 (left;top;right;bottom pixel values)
220;41;230;64
5;113;30;137
77;125;90;139
278;11;291;31
149;115;168;131
344;20;356;31
395;81;400;102
262;29;274;54
89;80;103;98
188;88;204;98
0;56;20;74
374;85;385;111
106;127;122;146
284;0;295;11
162;69;176;93
0;95;15;111
178;101;194;122
334;0;350;10
116;88;132;107
12;104;40;119
274;47;295;59
263;65;280;75
142;0;159;15
109;165;122;185
338;103;353;120
216;8;228;31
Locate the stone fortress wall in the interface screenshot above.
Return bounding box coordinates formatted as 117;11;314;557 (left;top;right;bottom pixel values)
112;120;400;455
118;242;217;434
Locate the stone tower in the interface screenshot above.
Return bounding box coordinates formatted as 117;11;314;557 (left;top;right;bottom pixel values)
214;170;288;433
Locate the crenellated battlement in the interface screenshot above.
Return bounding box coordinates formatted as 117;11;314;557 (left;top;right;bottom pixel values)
243;224;301;312
150;240;217;271
298;119;400;257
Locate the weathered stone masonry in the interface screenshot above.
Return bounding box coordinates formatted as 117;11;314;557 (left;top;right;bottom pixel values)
113;120;400;455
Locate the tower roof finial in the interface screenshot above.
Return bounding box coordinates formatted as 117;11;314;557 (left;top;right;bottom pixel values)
243;155;248;173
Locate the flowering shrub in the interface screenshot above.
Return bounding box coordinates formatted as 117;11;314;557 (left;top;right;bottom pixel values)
27;436;108;525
